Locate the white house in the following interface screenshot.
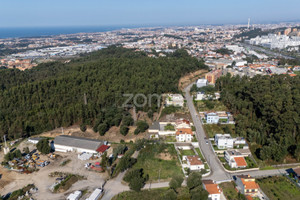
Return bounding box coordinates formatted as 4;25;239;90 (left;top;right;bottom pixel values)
215;134;234;149
166;94;184;107
202;180;221;200
234;137;246;145
183;155;204;170
54;135;105;154
206;113;219;124
196;79;208;88
176;128;193;142
224;150;247;168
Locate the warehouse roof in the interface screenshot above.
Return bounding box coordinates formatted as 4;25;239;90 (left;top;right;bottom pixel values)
54;135;103;151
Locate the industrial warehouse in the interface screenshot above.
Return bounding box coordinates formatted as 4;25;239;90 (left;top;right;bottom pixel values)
54;135;106;154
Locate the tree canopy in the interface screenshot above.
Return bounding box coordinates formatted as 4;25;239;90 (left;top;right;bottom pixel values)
0;46;207;141
216;74;300;162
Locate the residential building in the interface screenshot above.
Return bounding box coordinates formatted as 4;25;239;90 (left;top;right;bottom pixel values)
196;78;208;88
292;167;300;183
206;112;219;124
176;128;193;142
205;70;222;84
166;94;184;107
54;135;105;154
183;155;204;170
225;150;247;168
235;175;259;197
215;134;234;149
203;180;221;200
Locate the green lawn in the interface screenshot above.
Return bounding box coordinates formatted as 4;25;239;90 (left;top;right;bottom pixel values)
220;181;246;200
257;176;300;200
180;149;196;156
112;187;190;200
130;144;182;181
203;124;236;138
195;148;205;161
196;100;228;112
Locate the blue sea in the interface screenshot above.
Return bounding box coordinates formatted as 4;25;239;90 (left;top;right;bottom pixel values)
0;26;138;39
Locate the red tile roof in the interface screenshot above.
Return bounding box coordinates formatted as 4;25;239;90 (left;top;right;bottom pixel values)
186;155;203;165
203;183;221;194
176;128;193;136
234;157;247;167
96;145;109;153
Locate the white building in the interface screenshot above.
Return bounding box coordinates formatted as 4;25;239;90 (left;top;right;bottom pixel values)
206;113;219;124
196;78;208;88
224;150;247;168
28;137;42;144
176;128;193;142
86;188;103;200
166;94;184;107
54;135;105;154
67;191;82;200
203;180;221;200
183;155;204;170
215;134;234;149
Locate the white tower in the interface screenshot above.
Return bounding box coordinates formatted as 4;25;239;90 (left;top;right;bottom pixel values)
248;18;251;29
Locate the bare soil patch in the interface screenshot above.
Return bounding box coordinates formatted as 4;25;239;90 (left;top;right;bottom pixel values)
178;69;208;91
156;152;174;161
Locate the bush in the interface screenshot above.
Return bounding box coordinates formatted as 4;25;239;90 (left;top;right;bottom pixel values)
120;125;129;136
36;139;51;154
187;172;202;190
122;116;134;126
80;124;87;132
169;174;184;191
98;123;108;136
134;121;149;135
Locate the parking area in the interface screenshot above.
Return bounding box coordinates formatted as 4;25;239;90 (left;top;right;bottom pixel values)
1;148;108;200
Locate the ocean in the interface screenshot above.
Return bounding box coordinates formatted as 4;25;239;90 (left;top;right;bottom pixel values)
0;26;137;39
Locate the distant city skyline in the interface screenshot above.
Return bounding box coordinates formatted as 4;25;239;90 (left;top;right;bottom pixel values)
1;0;300;27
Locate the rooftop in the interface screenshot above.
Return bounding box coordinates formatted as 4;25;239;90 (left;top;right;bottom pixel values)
54;135;104;151
186;155;203;166
176;128;193;136
234;157;247;167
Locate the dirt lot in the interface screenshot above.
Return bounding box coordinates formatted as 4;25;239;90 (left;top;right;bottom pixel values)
0;145;108;200
178;69;208;91
39;124;149;143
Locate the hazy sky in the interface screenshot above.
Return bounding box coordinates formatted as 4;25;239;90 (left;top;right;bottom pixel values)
1;0;299;27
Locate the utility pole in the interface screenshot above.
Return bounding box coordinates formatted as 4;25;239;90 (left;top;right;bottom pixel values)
83;93;87;105
3;135;10;154
158;169;161;182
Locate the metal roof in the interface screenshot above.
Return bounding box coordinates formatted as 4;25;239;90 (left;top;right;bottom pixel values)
54;135;103;151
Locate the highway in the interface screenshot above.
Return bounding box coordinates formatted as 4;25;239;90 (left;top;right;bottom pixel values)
240;42;295;59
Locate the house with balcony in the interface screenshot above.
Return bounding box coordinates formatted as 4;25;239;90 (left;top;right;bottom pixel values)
235;175;259;197
225;150;247;168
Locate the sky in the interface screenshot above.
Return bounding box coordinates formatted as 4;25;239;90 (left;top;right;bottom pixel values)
0;0;300;27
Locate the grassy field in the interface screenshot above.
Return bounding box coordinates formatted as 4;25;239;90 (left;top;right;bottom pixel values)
196;100;228;112
257;176;300;200
220;181;246;200
180;149;196;155
112;187;190;200
203;124;236;138
131;143;182;181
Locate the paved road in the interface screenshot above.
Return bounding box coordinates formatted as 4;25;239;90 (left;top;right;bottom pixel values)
102;83;291;199
184;83;290;181
184;83;232;181
240;42;295;59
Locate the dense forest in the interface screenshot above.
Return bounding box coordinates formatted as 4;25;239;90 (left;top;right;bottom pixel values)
216;74;300;162
0;46;207;141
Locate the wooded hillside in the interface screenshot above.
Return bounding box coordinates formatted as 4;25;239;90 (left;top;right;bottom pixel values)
0;46;207;141
216;74;300;162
